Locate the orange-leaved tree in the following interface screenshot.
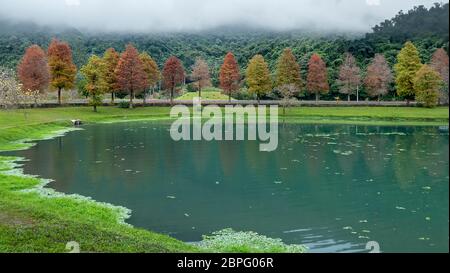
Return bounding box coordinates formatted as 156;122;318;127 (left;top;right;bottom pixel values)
115;44;148;108
47;38;77;105
219;52;240;102
162;56;185;104
103;48;120;104
307;53;329;101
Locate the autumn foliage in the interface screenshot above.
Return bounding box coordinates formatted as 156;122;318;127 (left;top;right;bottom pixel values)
115;44;148;108
47;39;77;104
275;48;302;89
80;55;107;112
307;54;329;101
364;54;393;100
102;48;120;103
246;54;272;102
394;41;422;102
190;58;211;97
162;56;185;103
430;48;449;103
337;53;360;101
219;52;240;101
17;45;50;104
413;64;443;107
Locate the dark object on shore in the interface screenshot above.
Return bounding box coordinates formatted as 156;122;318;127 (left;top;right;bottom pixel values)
71;119;82;126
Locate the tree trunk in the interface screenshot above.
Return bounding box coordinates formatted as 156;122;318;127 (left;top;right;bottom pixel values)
356;85;359;102
129;90;134;109
283;105;286;116
93;105;97;112
170;87;174;105
143;90;146;105
406;99;410;106
111;92;115;104
315;93;319;102
58;87;62;105
347;94;350;102
257;95;260;105
199;87;202;98
228;93;231;102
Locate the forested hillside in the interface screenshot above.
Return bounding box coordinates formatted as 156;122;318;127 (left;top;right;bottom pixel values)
0;3;448;98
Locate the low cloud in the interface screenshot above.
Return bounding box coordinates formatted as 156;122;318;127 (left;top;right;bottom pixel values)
0;0;444;33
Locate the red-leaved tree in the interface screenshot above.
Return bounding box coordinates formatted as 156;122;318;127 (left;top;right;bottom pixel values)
115;44;148;108
307;53;329;101
219;52;240;101
17;45;50;106
430;48;449;103
364;54;393;101
162;56;185;104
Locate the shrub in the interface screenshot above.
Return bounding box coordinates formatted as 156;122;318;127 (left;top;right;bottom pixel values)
118;101;130;108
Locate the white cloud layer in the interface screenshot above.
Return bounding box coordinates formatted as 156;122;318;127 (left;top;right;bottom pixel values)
0;0;444;33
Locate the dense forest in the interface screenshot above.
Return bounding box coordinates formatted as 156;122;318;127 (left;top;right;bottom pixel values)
0;3;448;100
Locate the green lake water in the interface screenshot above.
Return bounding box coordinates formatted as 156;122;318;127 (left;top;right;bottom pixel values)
6;122;449;252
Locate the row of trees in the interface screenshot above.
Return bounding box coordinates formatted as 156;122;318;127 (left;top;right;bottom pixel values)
13;39;449;110
218;42;448;107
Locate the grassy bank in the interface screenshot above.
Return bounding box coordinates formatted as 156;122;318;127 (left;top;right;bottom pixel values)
0;155;199;252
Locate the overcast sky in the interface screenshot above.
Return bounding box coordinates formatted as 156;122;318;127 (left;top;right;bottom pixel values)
0;0;446;33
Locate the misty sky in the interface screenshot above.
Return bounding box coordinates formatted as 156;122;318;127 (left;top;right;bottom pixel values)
0;0;446;33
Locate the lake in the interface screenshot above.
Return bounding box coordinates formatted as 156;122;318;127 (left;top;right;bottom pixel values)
5;122;449;252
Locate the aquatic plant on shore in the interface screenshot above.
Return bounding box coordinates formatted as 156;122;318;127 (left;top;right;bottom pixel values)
196;228;307;253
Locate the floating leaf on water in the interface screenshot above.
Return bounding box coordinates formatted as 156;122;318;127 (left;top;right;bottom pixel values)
215;181;220;184
395;206;406;210
166;195;176;199
341;151;353;156
422;186;432;190
358;236;370;239
184;213;190;217
274;181;283;184
343;226;352;230
359;220;368;223
425;217;431;221
362;230;371;233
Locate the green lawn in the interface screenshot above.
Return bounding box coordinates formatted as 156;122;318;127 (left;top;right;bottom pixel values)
176;91;233;101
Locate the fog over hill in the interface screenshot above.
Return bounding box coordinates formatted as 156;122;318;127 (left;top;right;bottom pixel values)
0;0;445;33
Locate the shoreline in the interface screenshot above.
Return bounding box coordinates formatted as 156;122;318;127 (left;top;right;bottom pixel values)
0;106;448;252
